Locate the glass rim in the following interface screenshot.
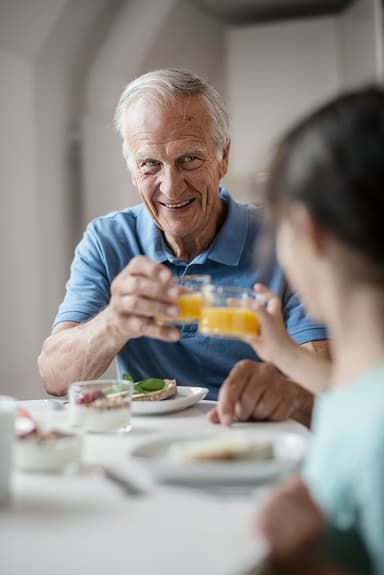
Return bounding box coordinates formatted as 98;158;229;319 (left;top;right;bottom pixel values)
174;274;211;282
203;285;256;296
69;379;133;388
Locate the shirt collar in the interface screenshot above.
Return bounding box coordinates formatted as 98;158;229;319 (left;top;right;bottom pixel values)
204;187;248;266
136;207;168;263
136;186;248;266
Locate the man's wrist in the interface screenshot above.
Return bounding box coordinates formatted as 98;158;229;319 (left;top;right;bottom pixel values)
100;306;133;350
290;381;315;428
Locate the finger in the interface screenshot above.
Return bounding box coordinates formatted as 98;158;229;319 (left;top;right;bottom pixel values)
216;360;254;426
121;315;181;342
116;274;180;304
254;284;281;313
116;294;179;320
126;256;173;283
253;283;276;298
234;375;265;420
268;395;293;421
207;407;220;424
251;386;282;420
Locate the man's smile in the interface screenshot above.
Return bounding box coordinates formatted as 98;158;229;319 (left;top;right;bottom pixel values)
158;198;195;210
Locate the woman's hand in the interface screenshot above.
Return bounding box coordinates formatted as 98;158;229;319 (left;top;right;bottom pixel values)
247;284;295;365
257;476;326;575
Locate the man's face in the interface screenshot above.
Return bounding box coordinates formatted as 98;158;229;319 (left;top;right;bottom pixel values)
123;95;229;243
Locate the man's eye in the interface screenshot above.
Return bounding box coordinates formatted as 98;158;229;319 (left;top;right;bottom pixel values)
139;160;161;175
180;156;202;170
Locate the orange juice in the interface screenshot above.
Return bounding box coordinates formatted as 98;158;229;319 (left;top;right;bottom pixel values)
156;292;204;325
177;292;204;322
199;306;260;339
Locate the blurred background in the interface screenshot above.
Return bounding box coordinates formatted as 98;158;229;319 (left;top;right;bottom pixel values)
0;0;382;398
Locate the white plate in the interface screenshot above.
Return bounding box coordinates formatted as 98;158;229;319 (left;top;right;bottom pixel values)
130;430;309;486
131;386;208;415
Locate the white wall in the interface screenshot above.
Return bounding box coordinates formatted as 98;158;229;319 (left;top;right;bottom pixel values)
0;0;119;398
225;2;384;203
0;49;42;398
226;17;342;201
0;0;68;399
337;0;383;88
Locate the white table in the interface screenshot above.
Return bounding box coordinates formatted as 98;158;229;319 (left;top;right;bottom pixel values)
0;400;309;575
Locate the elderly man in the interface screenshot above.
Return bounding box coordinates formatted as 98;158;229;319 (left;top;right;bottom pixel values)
38;68;327;426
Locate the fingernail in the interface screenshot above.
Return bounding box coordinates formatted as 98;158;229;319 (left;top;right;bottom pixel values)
159;270;170;282
169;330;180;341
167;287;178;298
167;306;178;317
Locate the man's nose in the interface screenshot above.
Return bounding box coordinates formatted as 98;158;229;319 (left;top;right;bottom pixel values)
159;166;186;197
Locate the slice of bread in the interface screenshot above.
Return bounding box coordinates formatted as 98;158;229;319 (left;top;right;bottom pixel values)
132;379;177;402
169;435;274;462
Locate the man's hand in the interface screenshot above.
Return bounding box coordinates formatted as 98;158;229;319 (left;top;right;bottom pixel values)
38;255;182;395
208;360;314;427
105;255;181;344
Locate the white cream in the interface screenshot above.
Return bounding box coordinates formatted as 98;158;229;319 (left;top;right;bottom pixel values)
14;433;82;472
71;403;131;433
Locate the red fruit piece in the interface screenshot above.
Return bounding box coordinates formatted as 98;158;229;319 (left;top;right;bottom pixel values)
17;407;33;419
77;389;103;404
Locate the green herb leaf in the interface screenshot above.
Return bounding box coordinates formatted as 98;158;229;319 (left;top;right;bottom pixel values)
134;378;165;394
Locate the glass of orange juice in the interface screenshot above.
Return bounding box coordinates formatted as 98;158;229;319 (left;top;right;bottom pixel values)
157;275;211;325
199;285;263;340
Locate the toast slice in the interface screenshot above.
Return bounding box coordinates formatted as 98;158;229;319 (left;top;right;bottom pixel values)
132;379;177;402
169;435;274;462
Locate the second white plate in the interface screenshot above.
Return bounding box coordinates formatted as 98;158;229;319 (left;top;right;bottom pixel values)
130;429;309;485
131;386;209;415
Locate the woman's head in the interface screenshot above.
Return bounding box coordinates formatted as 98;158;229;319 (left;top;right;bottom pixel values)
265;86;384;320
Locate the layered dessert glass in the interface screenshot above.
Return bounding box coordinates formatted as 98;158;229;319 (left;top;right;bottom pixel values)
69;379;133;433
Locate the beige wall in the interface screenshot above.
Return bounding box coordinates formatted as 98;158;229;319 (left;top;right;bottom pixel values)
226;16;341;202
0;0;120;398
0;0;382;398
337;0;383;88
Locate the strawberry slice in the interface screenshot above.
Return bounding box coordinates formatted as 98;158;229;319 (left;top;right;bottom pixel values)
77;389;104;404
15;409;38;439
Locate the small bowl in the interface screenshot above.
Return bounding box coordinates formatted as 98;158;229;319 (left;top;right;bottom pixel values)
69;379;133;433
14;405;82;473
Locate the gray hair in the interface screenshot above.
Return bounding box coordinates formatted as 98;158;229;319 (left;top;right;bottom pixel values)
115;68;230;161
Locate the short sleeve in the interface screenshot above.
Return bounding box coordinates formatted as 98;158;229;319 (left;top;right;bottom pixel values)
281;284;327;345
53;221;111;326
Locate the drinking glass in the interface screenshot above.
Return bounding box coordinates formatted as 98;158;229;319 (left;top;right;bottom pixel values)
157;274;211;325
69;379;133;433
199;285;264;340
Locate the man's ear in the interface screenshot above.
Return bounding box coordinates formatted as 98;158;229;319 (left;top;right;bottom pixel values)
218;138;230;180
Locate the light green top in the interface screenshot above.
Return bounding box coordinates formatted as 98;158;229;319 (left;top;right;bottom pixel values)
303;364;384;575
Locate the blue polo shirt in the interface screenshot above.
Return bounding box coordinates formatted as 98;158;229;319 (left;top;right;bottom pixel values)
55;188;326;400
